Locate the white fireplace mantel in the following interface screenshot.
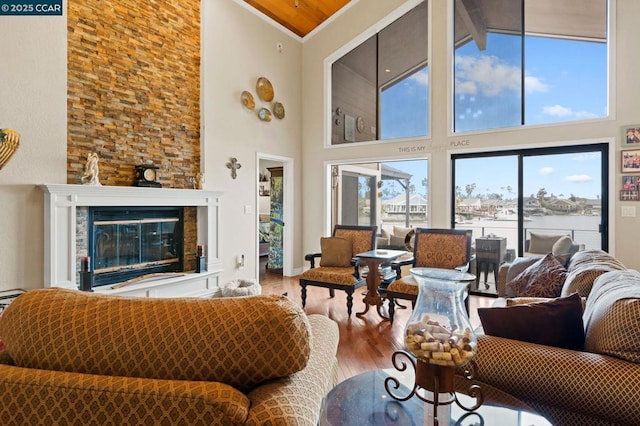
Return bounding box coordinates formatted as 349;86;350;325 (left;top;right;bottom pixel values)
41;184;223;297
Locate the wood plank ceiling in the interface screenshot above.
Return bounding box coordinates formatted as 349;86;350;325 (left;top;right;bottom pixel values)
244;0;351;38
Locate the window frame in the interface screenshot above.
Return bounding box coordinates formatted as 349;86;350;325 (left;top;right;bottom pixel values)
450;141;611;256
323;0;431;149
446;0;616;137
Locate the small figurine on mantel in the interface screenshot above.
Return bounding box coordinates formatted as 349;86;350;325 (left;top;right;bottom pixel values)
189;172;205;189
81;152;102;186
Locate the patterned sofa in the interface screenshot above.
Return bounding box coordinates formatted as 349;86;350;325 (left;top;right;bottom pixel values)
473;250;640;425
0;288;339;425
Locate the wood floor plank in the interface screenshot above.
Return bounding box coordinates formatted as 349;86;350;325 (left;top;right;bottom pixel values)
258;265;494;384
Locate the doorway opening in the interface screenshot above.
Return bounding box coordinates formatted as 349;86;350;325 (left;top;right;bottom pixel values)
257;154;294;281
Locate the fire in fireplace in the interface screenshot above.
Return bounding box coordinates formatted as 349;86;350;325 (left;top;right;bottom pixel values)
88;206;184;287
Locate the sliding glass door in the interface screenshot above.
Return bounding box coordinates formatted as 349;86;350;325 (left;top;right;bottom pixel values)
522;150;606;253
331;160;429;234
452;144;608;294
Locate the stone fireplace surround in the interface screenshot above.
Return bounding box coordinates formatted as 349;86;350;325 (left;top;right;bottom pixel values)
41;184;223;298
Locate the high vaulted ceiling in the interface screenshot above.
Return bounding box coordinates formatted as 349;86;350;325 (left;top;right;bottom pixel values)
245;0;607;42
244;0;351;38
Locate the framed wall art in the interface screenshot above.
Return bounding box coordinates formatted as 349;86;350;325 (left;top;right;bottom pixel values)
622;125;640;147
622;175;640;191
621;149;640;173
620;190;639;201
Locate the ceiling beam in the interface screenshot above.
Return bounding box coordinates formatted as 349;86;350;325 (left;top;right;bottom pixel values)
456;0;487;51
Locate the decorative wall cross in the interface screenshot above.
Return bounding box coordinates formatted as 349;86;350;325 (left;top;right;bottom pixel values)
226;157;241;179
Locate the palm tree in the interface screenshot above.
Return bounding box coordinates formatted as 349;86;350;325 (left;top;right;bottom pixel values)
465;183;476;199
537;188;547;203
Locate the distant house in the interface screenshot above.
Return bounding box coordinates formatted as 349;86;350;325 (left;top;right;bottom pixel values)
524;197;540;208
481;199;508;212
382;194;428;214
548;198;578;212
584;198;602;215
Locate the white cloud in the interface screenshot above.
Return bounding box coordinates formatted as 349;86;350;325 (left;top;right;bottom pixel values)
456;80;478;95
455;55;520;96
524;75;549;94
566;174;593;183
572;152;600;162
541;104;599;120
542;104;573;117
409;68;429;87
574;111;599;119
539;167;554;175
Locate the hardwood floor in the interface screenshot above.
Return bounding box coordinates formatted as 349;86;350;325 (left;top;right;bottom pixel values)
258;263;495;384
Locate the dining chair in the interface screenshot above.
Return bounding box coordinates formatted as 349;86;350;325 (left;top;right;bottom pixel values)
385;228;472;323
299;225;377;317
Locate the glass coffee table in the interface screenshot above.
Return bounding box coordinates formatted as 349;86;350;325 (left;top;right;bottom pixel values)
319;369;552;425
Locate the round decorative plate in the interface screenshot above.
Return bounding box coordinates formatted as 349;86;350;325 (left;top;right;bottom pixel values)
258;107;273;122
241;91;255;110
256;77;274;102
273;101;285;119
356;116;365;133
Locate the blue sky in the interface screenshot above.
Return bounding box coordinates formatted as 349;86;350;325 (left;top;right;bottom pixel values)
455;152;602;200
386;151;602;201
454;33;607;130
381;32;607;201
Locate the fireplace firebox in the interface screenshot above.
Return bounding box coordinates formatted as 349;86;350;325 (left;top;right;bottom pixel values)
88;207;184;287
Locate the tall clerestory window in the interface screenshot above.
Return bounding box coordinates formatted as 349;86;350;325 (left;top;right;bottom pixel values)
453;0;608;133
331;1;429;145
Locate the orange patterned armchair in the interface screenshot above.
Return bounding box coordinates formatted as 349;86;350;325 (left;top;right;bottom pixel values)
299;225;377;317
385;228;472;323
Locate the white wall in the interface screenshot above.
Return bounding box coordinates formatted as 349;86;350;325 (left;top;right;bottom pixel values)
202;0;303;281
0;0;302;291
0;5;67;290
301;0;640;270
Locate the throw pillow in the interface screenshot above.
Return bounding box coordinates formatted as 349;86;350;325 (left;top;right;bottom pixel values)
552;235;573;256
320;237;353;267
506;253;567;298
392;225;412;238
478;292;585;351
583;270;640;363
528;232;567;254
552;235;574;267
389;234;406;247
